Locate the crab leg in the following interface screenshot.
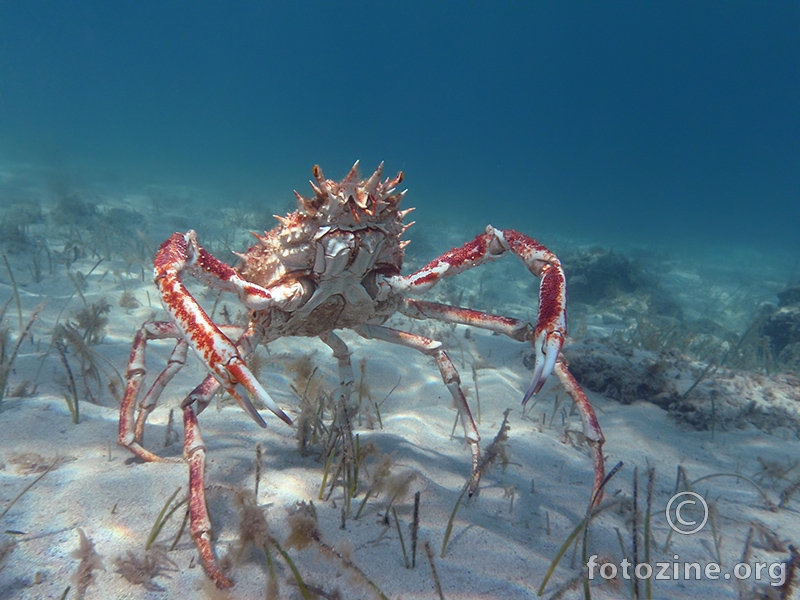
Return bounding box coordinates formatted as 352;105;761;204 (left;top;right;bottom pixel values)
121;322;259;460
400;298;605;502
378;226;566;399
120;318;275;587
321;331;355;402
501;229;568;401
133;337;189;445
183;404;232;588
173;320;260;419
120;322;187;462
121;325;231;587
356;323;483;493
402;297;605;503
553;361;606;504
400;298;533;340
154;231;296;426
380;227;604;504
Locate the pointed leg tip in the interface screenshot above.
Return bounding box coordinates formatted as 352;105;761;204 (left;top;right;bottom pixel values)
212;571;233;589
521;370;543;405
521;387;535;406
468;472;481;497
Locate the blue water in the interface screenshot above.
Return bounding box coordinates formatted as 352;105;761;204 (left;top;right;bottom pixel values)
1;6;800;597
1;1;798;252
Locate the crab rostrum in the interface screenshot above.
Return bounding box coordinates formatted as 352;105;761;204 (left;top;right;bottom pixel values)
119;162;605;588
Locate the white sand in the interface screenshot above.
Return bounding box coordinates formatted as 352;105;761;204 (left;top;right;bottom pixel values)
1;193;799;599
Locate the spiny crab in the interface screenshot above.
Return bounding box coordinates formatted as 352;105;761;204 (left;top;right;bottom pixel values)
119;162;605;588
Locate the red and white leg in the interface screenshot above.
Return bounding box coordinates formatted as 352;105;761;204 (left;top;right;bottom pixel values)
400;298;605;502
183;403;232;588
152;230;297;426
500;229;569;402
356;323;483;492
120;320;270;587
377;227;604;503
378;226;567;400
120;321;188;462
553;361;605;503
120;322;256;460
132;338;189;451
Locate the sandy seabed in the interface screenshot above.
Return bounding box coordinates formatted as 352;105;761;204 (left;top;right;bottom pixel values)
1;171;799;600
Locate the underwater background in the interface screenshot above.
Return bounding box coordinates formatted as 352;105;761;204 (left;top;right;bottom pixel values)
1;1;798;252
3;3;800;598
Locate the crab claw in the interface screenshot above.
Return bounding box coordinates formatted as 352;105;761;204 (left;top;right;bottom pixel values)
225;361;293;427
521;330;563;405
